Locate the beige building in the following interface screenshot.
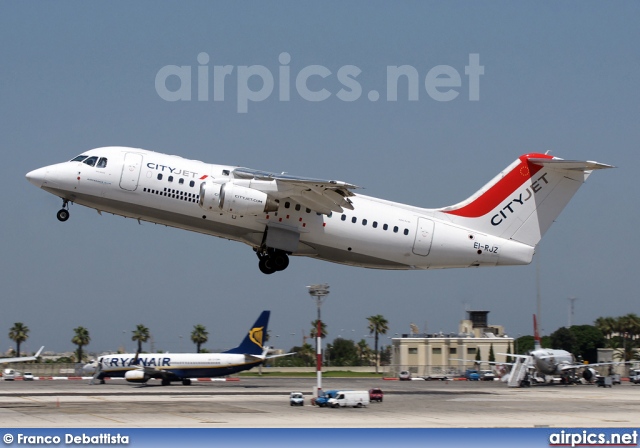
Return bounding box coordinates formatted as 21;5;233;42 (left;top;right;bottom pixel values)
391;311;514;377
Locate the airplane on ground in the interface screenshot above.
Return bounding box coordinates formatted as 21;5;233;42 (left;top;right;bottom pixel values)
504;316;618;386
1;346;45;380
84;310;287;385
26;147;612;274
0;346;44;364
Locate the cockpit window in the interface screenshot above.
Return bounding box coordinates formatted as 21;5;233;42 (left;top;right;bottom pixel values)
83;156;98;167
96;157;108;168
71;155;88;162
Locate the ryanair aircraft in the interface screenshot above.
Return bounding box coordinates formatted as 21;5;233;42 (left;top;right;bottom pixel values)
84;311;280;385
26;147;612;274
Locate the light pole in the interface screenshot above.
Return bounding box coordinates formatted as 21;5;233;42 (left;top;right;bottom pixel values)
307;283;329;397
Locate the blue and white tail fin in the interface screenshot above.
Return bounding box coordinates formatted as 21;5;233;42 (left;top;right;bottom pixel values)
439;154;613;247
223;310;270;356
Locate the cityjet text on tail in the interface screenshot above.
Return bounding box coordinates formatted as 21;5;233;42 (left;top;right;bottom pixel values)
26;148;612;274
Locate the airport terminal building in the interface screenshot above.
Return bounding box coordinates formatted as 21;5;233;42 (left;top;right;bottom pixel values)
391;311;514;378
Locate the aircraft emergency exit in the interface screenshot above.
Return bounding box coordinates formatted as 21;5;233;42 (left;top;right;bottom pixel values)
26;147;612;274
84;311;285;385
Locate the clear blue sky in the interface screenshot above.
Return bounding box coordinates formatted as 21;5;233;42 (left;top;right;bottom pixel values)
1;2;638;355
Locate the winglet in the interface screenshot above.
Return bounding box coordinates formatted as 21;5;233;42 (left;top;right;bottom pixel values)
34;346;44;358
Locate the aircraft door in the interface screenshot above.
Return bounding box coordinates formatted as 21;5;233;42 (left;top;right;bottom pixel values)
412;217;434;256
119;152;143;191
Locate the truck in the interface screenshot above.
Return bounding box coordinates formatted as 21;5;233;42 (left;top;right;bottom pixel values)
630;369;640;384
327;390;370;408
315;390;340;407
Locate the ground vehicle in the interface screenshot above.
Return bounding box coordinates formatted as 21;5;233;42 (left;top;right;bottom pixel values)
328;390;370;408
399;370;411;381
369;388;383;402
2;369;16;381
289;392;304;406
315;390;339;407
479;370;495;381
23;372;34;381
465;369;480;381
630;369;640;384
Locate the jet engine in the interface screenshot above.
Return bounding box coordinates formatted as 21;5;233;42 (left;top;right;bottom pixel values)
582;367;597;382
124;369;149;383
199;181;278;215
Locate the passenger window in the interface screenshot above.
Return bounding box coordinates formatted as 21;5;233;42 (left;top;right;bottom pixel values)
71;155;88;162
351;217;357;224
157;174;163;180
83;156;98;167
362;219;367;226
373;221;378;228
96;157;108;168
383;224;388;230
168;176;173;182
341;214;346;221
189;180;195;187
393;226;399;233
285;202;290;209
404;228;409;235
179;178;184;185
306;208;311;213
295;204;301;211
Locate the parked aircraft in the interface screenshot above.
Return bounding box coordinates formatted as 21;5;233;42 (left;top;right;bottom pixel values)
84;311;285;385
26;147;612;274
0;346;44;364
506;316;617;386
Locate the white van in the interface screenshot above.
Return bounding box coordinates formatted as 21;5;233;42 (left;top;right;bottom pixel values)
328;390;370;408
2;369;16;381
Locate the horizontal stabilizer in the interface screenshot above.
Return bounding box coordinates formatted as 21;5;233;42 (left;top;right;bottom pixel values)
528;158;615;171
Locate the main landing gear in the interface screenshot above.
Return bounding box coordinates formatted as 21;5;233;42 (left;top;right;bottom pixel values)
257;248;290;274
57;200;70;222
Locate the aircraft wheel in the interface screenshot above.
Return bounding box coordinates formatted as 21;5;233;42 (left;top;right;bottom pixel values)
258;258;276;275
273;252;289;271
57;209;70;222
161;378;171;386
182;379;191;386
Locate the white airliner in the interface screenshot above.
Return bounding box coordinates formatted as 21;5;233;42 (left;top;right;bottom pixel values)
0;346;44;364
84;311;285;385
26;147;612;274
505;316;615;386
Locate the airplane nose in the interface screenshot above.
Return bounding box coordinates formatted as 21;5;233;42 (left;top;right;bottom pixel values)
26;167;47;188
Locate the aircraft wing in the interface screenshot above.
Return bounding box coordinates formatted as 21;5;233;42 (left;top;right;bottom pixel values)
559;361;626;372
233;168;359;215
0;346;44;364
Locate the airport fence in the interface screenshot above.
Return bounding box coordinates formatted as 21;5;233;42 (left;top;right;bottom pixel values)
1;363;85;378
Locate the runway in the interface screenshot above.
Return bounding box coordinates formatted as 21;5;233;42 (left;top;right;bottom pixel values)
0;378;638;428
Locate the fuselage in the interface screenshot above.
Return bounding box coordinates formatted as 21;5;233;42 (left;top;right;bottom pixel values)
530;349;575;376
26;146;535;270
85;352;262;380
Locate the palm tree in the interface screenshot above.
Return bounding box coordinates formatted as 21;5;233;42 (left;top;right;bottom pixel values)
309;320;328;339
191;324;209;353
71;326;91;362
131;324;150;353
367;315;389;374
8;322;29;358
594;316;616;345
356;339;370;366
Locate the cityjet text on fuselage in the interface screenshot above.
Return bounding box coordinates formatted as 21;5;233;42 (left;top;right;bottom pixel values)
491;172;549;226
146;162;200;178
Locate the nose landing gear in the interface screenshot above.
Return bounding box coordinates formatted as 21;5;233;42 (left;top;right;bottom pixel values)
57;200;70;222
